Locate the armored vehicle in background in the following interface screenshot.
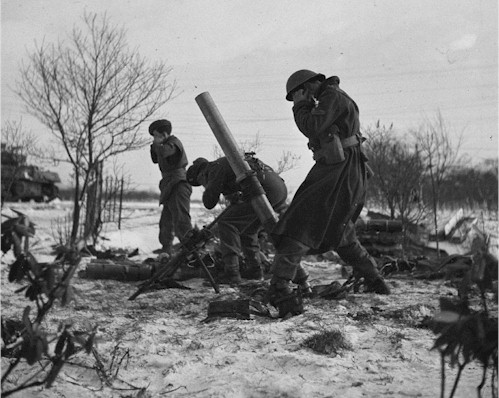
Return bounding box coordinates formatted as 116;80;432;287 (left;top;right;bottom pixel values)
1;143;61;202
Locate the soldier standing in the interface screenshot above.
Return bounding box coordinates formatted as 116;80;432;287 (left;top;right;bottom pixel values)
149;119;192;255
187;155;288;285
268;70;391;317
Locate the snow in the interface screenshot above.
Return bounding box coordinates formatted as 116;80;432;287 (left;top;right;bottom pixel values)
1;201;497;398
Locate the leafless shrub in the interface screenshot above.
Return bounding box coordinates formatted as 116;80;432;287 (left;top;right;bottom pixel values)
50;213;73;249
411;111;463;257
212;132;300;176
363;120;428;249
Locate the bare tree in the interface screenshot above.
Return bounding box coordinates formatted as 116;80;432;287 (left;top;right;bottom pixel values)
1;120;38;203
16;12;176;244
1;120;37;159
411;111;462;255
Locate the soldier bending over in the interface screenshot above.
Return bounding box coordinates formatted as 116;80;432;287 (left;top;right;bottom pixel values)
187;155;287;285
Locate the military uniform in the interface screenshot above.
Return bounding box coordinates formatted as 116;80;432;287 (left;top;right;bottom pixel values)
197;156;287;283
269;74;389;316
272;76;367;252
151;134;192;253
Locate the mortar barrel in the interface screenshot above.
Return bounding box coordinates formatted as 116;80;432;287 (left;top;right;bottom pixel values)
195;92;278;233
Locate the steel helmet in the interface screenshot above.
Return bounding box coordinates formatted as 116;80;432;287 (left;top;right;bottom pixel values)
285;70;325;101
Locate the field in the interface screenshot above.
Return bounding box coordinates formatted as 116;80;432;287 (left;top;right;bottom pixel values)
1;201;498;398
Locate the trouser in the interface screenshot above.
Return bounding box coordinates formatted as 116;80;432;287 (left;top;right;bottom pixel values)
270;237;310;283
335;221;381;282
159;182;192;250
217;202;262;273
271;220;380;283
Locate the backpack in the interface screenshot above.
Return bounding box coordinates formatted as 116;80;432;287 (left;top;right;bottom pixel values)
244;152;274;182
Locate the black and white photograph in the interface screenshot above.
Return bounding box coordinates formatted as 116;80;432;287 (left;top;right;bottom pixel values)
1;1;497;397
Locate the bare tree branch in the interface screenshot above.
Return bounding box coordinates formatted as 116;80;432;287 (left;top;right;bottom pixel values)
411;110;463;255
16;11;176;243
363;120;428;244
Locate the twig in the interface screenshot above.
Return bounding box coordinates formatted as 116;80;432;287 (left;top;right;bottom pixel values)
491;367;497;398
477;364;487;397
110;378;144;391
109;343;119;373
113;349;130;378
1;357;21;383
64;361;97;370
66;370;144;393
440;353;445;398
2;380;46;397
449;362;466;398
159;385;187;395
63;373;103;392
166;387;208;396
91;347;112;386
21;359;52;386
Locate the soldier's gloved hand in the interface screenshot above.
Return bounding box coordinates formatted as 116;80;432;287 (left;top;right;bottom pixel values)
292;88;308;104
152;131;165;145
224;191;243;205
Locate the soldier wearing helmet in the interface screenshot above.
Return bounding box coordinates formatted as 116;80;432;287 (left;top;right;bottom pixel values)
267;70;391;318
149;119;193;255
285;69;325;101
187;154;288;285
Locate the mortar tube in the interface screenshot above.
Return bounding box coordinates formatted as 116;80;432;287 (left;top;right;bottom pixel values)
195;92;278;234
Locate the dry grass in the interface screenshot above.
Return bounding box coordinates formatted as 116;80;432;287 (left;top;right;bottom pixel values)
302;329;353;357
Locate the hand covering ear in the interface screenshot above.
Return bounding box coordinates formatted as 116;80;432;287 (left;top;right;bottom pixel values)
293;89;308;104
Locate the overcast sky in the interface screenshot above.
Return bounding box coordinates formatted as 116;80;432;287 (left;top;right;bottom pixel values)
1;0;497;194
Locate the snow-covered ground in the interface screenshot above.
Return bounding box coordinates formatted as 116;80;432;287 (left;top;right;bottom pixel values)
1;201;497;398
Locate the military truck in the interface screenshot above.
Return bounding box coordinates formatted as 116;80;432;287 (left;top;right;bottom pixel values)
1;143;61;202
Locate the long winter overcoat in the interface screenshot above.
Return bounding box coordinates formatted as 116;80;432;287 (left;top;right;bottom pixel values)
271;76;368;253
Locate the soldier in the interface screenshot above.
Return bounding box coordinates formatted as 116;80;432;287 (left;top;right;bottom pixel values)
149;119;193;255
268;70;391;317
186;155;288;285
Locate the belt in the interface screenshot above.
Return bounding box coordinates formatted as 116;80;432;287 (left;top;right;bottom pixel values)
341;134;360;148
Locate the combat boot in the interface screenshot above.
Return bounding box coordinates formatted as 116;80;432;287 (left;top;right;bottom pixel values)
267;278;303;318
358;256;391;294
364;277;391;295
297;280;313;298
241;265;264;281
241;250;265;281
338;242;391;295
215;272;242;286
216;262;242;286
293;263;312;298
